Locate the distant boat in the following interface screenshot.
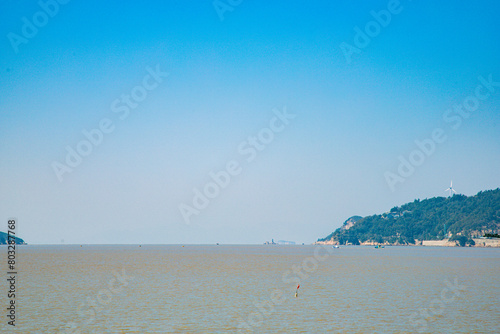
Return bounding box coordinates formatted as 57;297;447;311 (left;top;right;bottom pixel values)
333;245;340;248
375;245;384;249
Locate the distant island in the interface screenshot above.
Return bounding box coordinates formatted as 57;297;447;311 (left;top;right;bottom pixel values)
264;239;296;245
316;188;500;247
0;232;27;245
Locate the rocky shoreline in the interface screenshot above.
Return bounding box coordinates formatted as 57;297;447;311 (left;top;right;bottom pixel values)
315;238;500;247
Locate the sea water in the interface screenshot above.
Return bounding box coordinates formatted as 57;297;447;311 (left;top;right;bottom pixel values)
2;245;499;333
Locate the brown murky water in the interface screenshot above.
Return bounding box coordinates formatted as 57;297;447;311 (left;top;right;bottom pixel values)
2;245;499;333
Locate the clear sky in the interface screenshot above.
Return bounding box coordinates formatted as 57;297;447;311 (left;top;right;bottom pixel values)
1;0;499;244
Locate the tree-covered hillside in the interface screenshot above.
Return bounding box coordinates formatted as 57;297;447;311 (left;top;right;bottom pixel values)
318;188;500;245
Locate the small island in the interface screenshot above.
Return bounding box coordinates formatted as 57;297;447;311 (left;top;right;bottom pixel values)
0;232;27;245
316;188;500;247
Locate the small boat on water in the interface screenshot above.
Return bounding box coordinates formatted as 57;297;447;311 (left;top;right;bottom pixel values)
375;245;385;249
333;245;340;248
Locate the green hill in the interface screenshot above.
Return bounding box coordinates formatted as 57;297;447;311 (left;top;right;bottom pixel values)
318;188;500;246
0;231;27;245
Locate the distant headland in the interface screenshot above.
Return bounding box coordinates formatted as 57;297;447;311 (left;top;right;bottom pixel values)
316;188;500;247
0;232;27;245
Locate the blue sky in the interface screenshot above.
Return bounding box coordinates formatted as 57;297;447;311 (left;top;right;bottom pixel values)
1;0;499;244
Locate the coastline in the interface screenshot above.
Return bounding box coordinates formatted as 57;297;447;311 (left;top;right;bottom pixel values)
315;238;500;248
